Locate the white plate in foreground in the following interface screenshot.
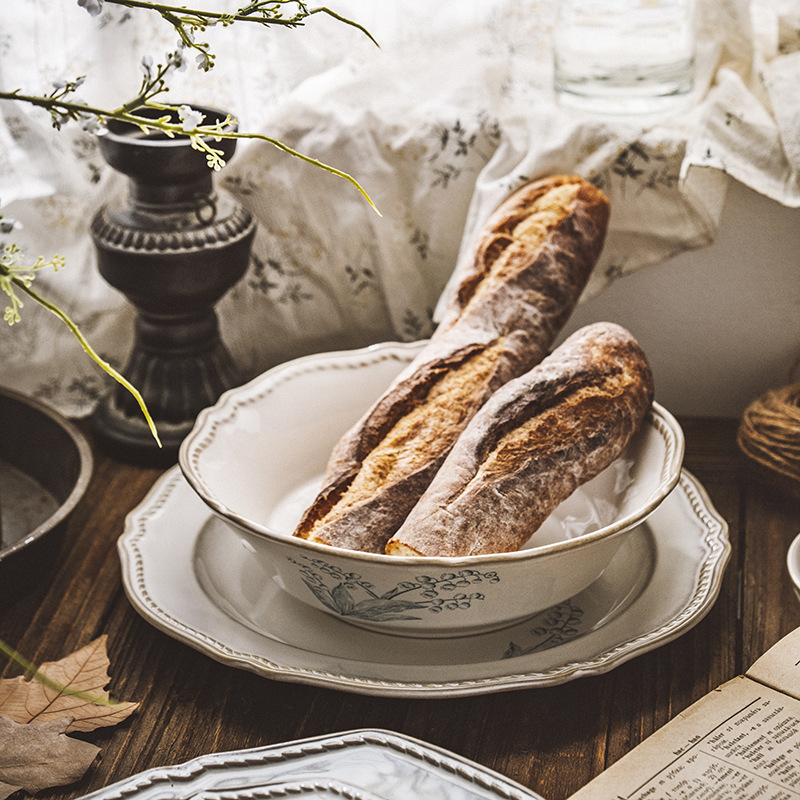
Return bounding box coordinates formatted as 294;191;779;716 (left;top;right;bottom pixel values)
118;467;729;697
75;729;543;800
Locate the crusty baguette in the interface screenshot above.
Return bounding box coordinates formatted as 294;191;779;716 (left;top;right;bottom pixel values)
434;174;610;332
293;175;610;554
386;322;655;558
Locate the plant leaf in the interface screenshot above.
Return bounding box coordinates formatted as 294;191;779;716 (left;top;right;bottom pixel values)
0;636;138;732
300;579;338;613
0;781;21;800
331;583;355;615
0;716;100;795
348;597;423;621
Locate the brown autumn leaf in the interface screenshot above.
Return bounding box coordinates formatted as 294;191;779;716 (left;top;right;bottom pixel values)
0;716;100;799
0;635;138;733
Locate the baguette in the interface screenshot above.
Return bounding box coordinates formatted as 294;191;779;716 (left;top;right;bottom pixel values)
434;174;609;332
293;175;610;554
386;322;655;558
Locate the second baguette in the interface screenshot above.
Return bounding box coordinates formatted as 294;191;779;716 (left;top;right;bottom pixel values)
386;322;655;557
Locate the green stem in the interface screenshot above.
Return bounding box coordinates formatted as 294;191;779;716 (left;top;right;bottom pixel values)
0;92;380;215
310;6;379;46
105;0;380;46
12;276;162;447
217;129;380;214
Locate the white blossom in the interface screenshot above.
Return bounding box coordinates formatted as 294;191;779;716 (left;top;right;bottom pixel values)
178;105;205;132
140;55;154;78
165;50;187;76
51;110;71;128
196;52;213;71
80;114;106;134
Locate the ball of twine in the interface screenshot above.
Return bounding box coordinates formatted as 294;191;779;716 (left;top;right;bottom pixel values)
738;381;800;488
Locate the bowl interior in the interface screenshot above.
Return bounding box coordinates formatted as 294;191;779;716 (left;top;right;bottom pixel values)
182;344;415;529
181;342;684;556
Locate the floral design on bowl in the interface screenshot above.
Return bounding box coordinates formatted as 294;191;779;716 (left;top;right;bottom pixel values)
288;554;500;622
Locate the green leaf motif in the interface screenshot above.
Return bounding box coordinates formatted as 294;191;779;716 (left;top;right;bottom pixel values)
290;556;499;622
349;598;423;622
331;583;355;615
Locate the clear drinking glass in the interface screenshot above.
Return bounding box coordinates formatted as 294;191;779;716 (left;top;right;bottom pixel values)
553;0;696;116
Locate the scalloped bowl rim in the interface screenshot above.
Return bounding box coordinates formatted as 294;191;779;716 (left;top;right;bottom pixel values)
179;340;685;567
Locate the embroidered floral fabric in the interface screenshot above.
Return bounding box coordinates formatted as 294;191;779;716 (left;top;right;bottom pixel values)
1;0;799;417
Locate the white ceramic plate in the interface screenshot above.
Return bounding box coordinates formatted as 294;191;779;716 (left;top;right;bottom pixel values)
75;729;543;800
118;466;729;697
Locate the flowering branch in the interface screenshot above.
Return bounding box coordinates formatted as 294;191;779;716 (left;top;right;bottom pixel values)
1;1;380;206
0;242;66;326
0;84;379;211
0;1;378;443
79;0;378;71
0;229;161;446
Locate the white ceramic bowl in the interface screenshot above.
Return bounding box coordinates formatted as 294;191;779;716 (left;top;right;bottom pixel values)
787;533;800;605
180;341;685;637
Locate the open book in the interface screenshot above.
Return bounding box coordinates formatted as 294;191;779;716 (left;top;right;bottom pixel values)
570;627;800;799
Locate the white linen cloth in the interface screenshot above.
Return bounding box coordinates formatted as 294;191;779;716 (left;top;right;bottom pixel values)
1;0;799;417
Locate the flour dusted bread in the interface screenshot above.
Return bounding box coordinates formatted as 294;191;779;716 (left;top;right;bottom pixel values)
434;175;609;333
293;175;610;554
386;322;654;558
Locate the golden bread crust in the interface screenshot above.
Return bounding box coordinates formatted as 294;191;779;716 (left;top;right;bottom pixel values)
293;175;610;553
385;322;655;557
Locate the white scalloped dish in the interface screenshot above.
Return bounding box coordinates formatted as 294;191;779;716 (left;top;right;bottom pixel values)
179;341;686;638
119;464;728;696
180;343;683;637
75;729;544;800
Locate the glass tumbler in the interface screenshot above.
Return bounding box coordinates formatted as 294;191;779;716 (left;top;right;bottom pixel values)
553;0;696;115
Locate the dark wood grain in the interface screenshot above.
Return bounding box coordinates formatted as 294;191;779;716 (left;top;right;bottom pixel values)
1;417;799;800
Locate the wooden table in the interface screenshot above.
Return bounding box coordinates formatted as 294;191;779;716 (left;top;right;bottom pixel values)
2;418;800;800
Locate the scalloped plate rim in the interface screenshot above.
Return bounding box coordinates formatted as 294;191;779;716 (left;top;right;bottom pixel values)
118;466;730;697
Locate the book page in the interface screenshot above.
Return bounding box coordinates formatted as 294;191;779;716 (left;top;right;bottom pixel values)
570;674;800;799
748;627;800;701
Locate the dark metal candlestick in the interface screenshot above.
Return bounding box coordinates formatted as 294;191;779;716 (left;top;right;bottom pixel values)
90;106;255;466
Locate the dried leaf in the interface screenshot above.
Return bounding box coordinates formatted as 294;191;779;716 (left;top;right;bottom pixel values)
0;716;100;795
0;780;22;800
0;777;22;800
0;635;138;732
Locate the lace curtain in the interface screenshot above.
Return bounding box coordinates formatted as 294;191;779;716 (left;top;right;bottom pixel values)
2;0;799;416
